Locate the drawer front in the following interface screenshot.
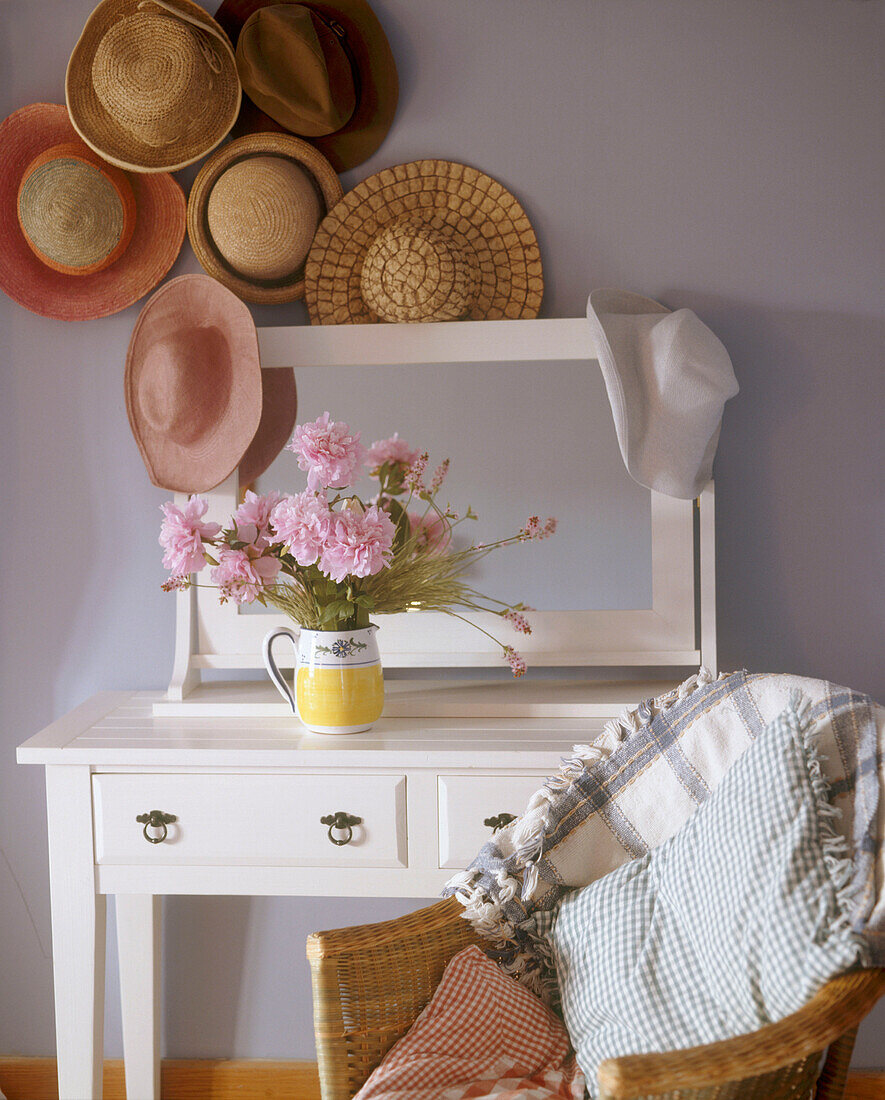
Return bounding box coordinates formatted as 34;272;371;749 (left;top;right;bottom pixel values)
93;773;406;868
438;773;547;869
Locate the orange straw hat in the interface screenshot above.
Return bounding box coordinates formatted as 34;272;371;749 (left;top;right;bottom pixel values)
187;132;342;304
66;0;241;173
0;103;184;321
305;160;544;325
125;275;262;492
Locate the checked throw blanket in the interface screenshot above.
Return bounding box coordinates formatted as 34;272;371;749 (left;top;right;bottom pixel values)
443;669;885;999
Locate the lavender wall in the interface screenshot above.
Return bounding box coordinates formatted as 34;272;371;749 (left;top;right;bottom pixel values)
1;0;882;1068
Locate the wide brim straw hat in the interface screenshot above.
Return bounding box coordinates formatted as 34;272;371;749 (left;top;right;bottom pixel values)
66;0;241;172
304;160;544;325
238;368;298;487
214;0;397;172
187;132;342;304
586;289;739;500
126;274;262;492
0;103;185;321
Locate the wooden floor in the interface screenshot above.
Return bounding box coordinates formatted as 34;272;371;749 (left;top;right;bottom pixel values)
0;1058;881;1099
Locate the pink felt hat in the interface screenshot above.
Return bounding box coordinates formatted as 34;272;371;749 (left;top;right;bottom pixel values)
126;275;262;493
238;368;298;488
0;103;185;321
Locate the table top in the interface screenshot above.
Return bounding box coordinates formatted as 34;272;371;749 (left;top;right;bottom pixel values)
16;680;676;769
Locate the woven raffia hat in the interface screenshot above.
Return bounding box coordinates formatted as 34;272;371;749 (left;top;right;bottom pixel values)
215;0;398;172
66;0;241;172
305;160;544;324
0;103;185;321
586;289;739;500
126;274;262;492
238;368;298;487
187;132;342;304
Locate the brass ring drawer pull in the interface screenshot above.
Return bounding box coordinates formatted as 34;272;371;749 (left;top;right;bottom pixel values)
136;810;177;844
321;811;362;846
484;812;517;834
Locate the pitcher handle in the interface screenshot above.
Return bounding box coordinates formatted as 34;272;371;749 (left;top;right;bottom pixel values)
262;626;299;713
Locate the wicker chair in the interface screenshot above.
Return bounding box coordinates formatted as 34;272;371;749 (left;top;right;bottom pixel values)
307;896;885;1100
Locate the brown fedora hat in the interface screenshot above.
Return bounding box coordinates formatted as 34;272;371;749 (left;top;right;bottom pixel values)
66;0;241;172
0;103;185;321
305;160;544;325
126;274;262;493
214;0;397;172
187;132;342;304
238;368;298;487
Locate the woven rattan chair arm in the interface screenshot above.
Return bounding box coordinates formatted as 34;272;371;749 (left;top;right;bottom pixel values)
306;896;474;961
596;969;885;1100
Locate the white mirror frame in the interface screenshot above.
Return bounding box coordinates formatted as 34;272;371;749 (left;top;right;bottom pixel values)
167;319;716;700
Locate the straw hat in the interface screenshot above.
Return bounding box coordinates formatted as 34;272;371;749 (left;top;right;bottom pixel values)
214;0;398;172
304;160;544;325
238;368;298;487
187;132;342;304
0;103;184;321
126;275;262;492
586;289;739;500
66;0;241;173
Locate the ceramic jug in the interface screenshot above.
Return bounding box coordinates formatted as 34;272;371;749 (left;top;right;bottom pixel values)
262;624;384;735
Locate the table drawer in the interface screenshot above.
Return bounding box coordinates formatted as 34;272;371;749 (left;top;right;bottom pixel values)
438;773;547;869
93;773;407;867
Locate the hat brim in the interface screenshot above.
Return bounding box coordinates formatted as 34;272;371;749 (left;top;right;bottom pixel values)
238;368;298;487
215;0;398;172
126;274;262;493
66;0;241;173
187;132;342;304
305;159;544;324
0;104;185;321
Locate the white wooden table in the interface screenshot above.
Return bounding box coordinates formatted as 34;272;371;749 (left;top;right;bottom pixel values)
17;680;675;1100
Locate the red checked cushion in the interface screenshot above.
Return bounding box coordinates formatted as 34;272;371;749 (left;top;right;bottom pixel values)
354;945;586;1100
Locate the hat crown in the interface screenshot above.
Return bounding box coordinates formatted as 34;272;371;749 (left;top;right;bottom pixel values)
236;4;356;138
361;222;473;323
137;326;231;444
16;142;136;275
206;155;322;282
92;10;220;147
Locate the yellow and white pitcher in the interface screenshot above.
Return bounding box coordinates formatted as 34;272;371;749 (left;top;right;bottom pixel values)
262;625;384;735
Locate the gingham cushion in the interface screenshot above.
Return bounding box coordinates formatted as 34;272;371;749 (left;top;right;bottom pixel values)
354;945;586;1100
542;698;869;1098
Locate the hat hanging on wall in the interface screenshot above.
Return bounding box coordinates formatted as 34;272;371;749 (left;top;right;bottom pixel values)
0;103;185;321
187;132;342;304
238;368;298;487
304;160;544;325
66;0;240;172
125;274;262;493
214;0;398;172
586;289;739;500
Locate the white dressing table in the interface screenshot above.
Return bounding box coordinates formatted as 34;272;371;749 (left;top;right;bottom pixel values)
16;679;687;1100
18;317;718;1099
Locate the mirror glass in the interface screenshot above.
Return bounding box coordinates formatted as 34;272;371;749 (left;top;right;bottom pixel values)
248;359;652;612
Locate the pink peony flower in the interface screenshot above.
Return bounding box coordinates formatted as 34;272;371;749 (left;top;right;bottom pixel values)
365;433;419;471
210;545;281;605
159;496;221;574
408;510;451;555
270;491;332;566
503;645;527;677
234;490;285;547
319;504;395;582
287;412;366;492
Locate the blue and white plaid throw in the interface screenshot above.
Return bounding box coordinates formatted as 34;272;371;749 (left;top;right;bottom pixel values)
444;670;884;997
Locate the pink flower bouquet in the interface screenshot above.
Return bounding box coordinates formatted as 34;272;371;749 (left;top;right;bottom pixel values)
160;413;555;677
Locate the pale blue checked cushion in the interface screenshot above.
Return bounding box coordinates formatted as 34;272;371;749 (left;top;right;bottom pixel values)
543;697;870;1098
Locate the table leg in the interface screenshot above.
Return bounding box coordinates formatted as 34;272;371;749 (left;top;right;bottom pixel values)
46;766;106;1100
116;894;162;1100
